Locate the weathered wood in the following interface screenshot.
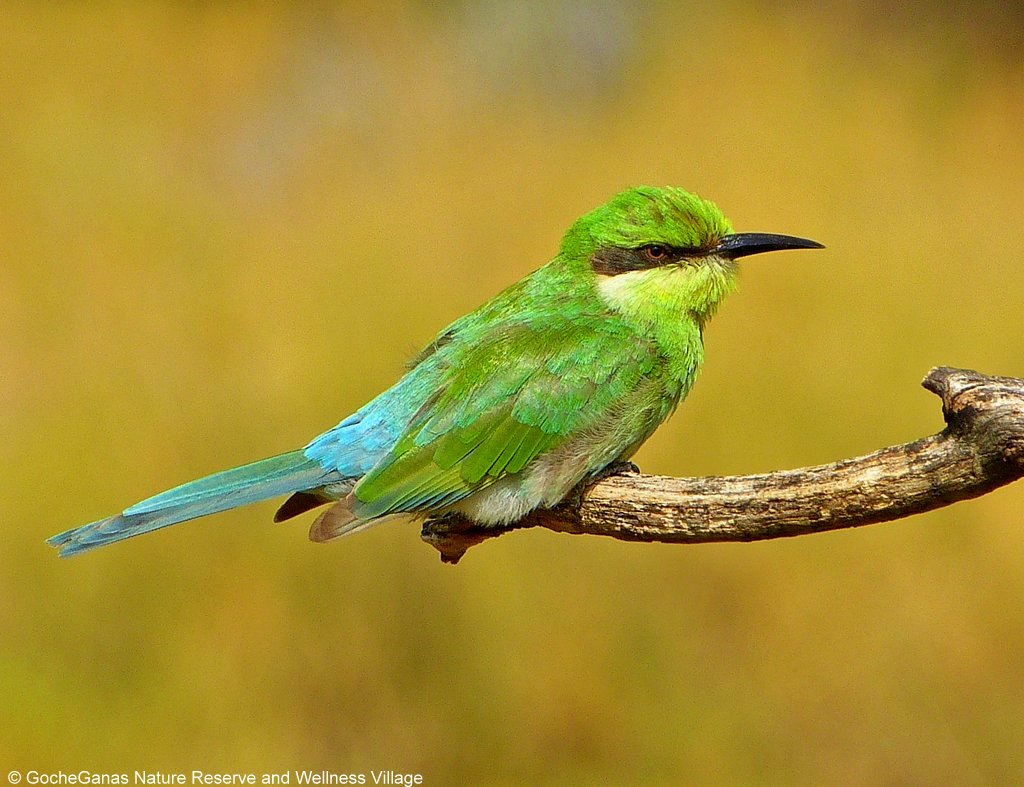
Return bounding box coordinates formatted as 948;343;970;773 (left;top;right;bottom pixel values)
421;367;1024;564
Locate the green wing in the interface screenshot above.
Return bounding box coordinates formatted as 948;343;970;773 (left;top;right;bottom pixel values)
351;317;665;519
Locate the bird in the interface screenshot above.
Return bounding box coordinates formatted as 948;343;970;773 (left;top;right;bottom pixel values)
48;186;823;557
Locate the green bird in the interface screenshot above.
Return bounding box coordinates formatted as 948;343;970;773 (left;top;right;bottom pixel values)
49;186;822;557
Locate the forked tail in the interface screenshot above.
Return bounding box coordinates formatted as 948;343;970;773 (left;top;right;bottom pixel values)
48;450;328;557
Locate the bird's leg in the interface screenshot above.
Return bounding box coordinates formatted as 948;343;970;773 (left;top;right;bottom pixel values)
591;460;641;483
560;460;640;512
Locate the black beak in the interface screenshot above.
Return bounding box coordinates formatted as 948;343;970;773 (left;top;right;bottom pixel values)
716;232;824;259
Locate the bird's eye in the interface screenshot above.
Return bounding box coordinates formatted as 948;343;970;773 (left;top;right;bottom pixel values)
642;245;669;262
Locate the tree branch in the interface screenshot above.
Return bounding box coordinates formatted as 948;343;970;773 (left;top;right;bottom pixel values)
421;367;1024;564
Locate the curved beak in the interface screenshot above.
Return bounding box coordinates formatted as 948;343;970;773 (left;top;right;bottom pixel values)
716;232;824;259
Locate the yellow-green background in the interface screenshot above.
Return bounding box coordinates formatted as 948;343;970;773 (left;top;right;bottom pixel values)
5;2;1024;783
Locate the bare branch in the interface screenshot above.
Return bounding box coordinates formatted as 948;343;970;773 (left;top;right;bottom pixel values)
421;367;1024;564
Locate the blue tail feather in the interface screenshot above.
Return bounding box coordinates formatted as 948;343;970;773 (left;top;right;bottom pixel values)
48;450;330;558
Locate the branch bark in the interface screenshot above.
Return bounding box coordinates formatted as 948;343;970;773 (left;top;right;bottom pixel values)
421;367;1024;564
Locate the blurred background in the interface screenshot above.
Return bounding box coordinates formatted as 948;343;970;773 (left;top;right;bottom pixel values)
4;1;1024;783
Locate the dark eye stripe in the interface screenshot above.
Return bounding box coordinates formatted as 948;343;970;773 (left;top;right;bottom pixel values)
590;244;695;276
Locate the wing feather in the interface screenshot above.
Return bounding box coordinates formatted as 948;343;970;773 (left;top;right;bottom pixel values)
351;316;666;520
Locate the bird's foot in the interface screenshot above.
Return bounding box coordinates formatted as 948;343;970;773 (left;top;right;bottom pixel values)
590;460;641;484
561;460;641;512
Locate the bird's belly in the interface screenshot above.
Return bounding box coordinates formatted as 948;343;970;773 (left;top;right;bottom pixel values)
446;426;642;526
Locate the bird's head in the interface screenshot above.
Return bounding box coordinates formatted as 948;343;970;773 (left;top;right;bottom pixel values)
559;186;822;326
